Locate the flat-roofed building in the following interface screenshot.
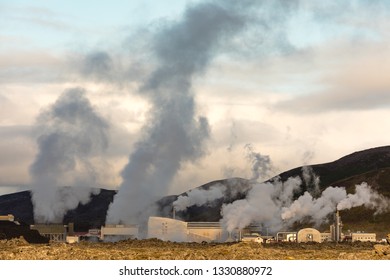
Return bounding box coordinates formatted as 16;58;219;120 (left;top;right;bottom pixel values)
351;232;376;242
101;224;138;241
31;224;67;242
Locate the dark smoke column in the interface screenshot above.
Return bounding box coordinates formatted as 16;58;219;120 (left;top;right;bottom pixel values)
106;1;251;225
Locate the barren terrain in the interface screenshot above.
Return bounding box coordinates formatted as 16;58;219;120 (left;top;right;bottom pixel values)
1;238;389;260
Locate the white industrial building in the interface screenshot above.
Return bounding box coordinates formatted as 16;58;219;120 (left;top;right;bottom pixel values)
188;222;234;243
351;232;376;242
147;217;241;243
100;224;139;241
276;232;297;242
320;232;332;242
147;217;188;242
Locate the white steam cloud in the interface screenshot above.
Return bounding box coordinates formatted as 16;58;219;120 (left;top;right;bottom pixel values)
301;165;320;195
29;88;109;223
337;182;390;214
105;1;259;225
221;167;390;233
280;186;346;226
220;176;302;232
281;182;390;226
173;184;227;212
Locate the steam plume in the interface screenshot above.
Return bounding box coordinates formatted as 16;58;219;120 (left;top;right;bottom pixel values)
220;176;302;232
221;165;390;233
337;182;390;214
106;1;255;224
281;182;390;226
245;143;272;182
173;184;226;212
301;165;320;195
30;88;109;223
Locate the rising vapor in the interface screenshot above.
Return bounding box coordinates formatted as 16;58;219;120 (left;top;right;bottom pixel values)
105;1;258;225
173;183;226;212
221;166;390;233
244;143;272;182
30;88;109;223
220;176;302;233
281;182;390;226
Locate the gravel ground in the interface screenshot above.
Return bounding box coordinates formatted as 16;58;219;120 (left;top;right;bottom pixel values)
1;238;389;260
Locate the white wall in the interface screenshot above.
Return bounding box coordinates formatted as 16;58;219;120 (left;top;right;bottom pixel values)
147;217;188;242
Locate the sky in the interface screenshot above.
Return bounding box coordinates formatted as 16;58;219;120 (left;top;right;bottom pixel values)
1;0;390;197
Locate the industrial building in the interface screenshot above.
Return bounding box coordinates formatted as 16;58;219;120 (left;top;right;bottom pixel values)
30;224;69;242
275;211;378;243
148;217;188;242
188;222;233;243
147;216;241;243
100;224;139;241
241;233;264;243
276;232;297;242
351;232;376;242
9;210;379;244
320;232;332;242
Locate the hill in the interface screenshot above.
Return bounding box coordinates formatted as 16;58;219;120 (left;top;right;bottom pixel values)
0;146;390;233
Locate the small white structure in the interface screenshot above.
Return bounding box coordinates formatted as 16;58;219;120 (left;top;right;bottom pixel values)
66;236;79;244
276;232;297;242
297;228;322;243
101;224;138;241
351;232;376;242
241;233;264;243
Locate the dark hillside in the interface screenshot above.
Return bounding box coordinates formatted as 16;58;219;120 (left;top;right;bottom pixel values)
0;146;389;234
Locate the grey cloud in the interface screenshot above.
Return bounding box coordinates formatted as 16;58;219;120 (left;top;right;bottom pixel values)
82;51;114;81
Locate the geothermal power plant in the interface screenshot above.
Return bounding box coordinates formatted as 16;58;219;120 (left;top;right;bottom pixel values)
0;210;381;245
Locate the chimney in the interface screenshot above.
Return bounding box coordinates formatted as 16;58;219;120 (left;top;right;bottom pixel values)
68;222;75;236
334;211;342;242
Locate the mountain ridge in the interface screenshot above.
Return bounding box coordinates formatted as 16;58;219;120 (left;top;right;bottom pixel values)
1;146;389;233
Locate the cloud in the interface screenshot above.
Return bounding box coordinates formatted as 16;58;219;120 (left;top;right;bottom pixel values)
0;125;34;186
277;90;390;114
0;51;67;84
2;4;75;31
273;40;390;114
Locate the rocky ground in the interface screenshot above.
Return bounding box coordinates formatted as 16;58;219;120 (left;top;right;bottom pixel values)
1;238;390;260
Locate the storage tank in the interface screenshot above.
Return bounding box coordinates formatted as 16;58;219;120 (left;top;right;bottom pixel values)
297;228;322;243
